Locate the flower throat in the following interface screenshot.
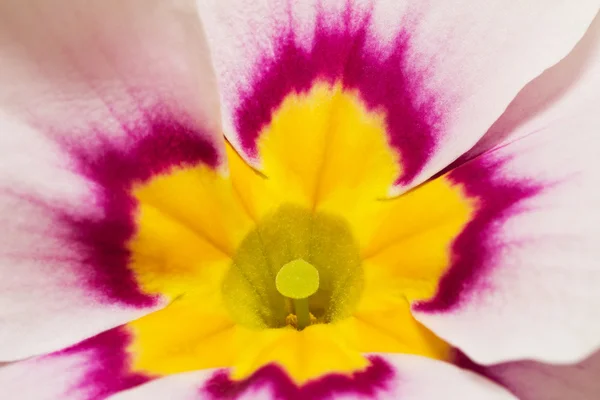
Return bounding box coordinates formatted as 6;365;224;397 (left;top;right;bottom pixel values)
221;205;364;330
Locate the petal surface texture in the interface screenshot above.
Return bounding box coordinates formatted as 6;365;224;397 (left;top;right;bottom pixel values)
414;10;600;364
197;0;599;191
0;0;223;360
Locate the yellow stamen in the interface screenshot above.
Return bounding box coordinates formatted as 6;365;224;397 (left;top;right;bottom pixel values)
276;259;320;329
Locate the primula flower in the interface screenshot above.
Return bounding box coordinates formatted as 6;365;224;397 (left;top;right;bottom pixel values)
1;1;600;399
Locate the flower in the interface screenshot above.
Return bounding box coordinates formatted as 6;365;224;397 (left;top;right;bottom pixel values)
1;0;599;399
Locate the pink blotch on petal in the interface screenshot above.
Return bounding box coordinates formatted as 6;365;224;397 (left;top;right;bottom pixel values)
59;116;220;307
415;155;541;312
51;327;151;399
234;8;442;184
203;356;394;400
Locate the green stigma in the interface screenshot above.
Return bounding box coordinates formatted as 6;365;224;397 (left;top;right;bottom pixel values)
276;259;320;330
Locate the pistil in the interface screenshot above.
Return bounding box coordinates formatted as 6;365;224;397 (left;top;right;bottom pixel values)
275;259;320;330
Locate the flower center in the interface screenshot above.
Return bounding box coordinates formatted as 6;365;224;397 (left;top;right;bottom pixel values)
221;204;364;330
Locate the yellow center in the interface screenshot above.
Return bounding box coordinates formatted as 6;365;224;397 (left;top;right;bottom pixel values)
122;82;476;384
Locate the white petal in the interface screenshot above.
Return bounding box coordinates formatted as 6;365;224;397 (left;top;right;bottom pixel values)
0;0;223;361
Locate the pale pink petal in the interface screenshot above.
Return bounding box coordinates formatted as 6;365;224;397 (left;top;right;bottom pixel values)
109;354;516;400
464;11;600;161
413;52;600;364
196;0;598;190
0;0;222;360
361;354;517;400
483;349;600;400
0;0;221;139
